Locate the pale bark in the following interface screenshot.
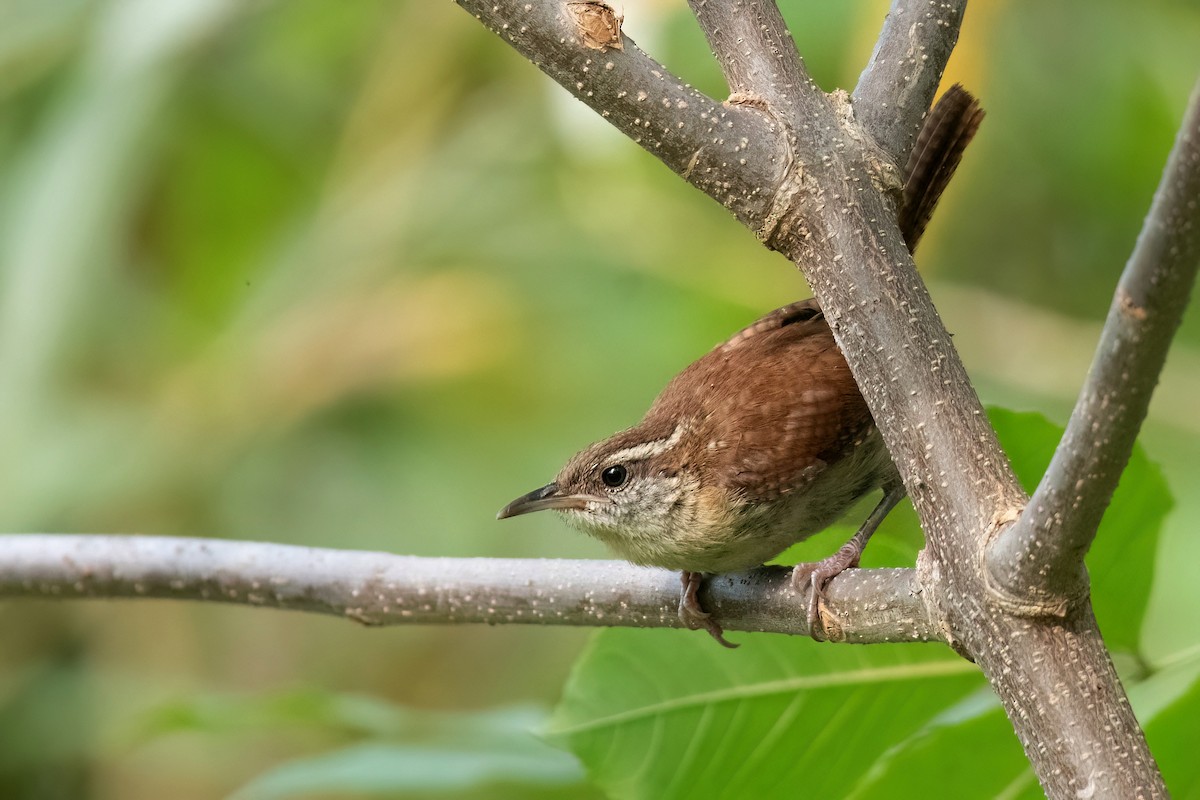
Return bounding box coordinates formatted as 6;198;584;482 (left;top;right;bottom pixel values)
0;535;932;643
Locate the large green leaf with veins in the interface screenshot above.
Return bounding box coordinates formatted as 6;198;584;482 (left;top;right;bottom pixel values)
549;631;980;799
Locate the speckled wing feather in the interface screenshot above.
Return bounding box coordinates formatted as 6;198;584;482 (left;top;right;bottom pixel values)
647;299;875;505
715;298;824;351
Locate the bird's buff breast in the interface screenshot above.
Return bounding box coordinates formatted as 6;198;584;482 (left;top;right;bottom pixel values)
567;430;895;573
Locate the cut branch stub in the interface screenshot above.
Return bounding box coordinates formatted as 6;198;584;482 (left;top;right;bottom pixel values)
566;1;623;52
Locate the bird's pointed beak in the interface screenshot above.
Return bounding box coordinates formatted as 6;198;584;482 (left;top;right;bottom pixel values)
497;483;589;519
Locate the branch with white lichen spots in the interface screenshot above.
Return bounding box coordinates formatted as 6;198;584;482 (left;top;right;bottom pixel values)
0;535;935;643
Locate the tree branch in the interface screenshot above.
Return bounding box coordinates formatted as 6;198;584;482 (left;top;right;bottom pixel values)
457;0;786;223
989;78;1200;607
686;0;816;112
0;535;936;643
458;5;1019;563
852;0;969;167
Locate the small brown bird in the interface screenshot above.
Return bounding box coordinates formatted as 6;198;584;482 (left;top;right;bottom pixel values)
499;87;983;647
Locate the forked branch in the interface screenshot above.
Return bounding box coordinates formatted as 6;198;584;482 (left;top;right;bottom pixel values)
990;79;1200;605
853;0;969;165
451;1;1178;796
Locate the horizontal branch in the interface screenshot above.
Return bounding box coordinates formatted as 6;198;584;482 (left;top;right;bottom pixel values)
0;535;938;644
989;77;1200;608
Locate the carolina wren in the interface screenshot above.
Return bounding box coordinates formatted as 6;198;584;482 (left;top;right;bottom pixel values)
499;87;983;647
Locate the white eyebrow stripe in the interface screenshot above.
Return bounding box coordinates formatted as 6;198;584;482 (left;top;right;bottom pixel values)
606;423;686;464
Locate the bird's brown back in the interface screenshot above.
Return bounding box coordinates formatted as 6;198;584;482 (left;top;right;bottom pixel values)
644;299;875;504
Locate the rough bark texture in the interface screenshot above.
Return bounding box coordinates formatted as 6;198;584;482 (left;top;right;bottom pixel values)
0;535;934;642
853;0;969;165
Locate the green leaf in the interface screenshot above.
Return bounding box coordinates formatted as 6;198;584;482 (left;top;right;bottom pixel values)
987;408;1170;652
549;629;981;800
1145;668;1200;798
847;690;1034;800
228;740;584;800
132;691;587;798
133;686;553;742
136;692;586;799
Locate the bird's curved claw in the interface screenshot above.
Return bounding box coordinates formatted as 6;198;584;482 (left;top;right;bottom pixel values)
790;544;862;641
679;571;739;649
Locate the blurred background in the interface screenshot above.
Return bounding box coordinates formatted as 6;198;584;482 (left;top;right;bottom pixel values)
1;0;1198;797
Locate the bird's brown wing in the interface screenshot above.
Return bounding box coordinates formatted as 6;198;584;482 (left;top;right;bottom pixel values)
715;298;825;355
649;300;874;504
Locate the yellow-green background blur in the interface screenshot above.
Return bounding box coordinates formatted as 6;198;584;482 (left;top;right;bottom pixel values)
2;0;1198;797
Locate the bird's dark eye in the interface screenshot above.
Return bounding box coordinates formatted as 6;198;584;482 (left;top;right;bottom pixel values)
601;464;628;488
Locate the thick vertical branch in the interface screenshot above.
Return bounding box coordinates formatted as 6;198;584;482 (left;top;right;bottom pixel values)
956;593;1163;799
687;1;1025;565
686;0;815;111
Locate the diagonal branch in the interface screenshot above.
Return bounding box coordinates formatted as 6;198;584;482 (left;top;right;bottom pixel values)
456;0;785;224
681;4;1025;559
686;0;819;115
988;78;1200;606
0;535;937;644
853;0;969;167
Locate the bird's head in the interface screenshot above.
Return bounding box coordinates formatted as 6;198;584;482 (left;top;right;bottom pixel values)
497;420;701;556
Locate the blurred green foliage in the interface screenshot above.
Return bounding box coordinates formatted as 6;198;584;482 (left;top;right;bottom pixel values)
0;0;1198;797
